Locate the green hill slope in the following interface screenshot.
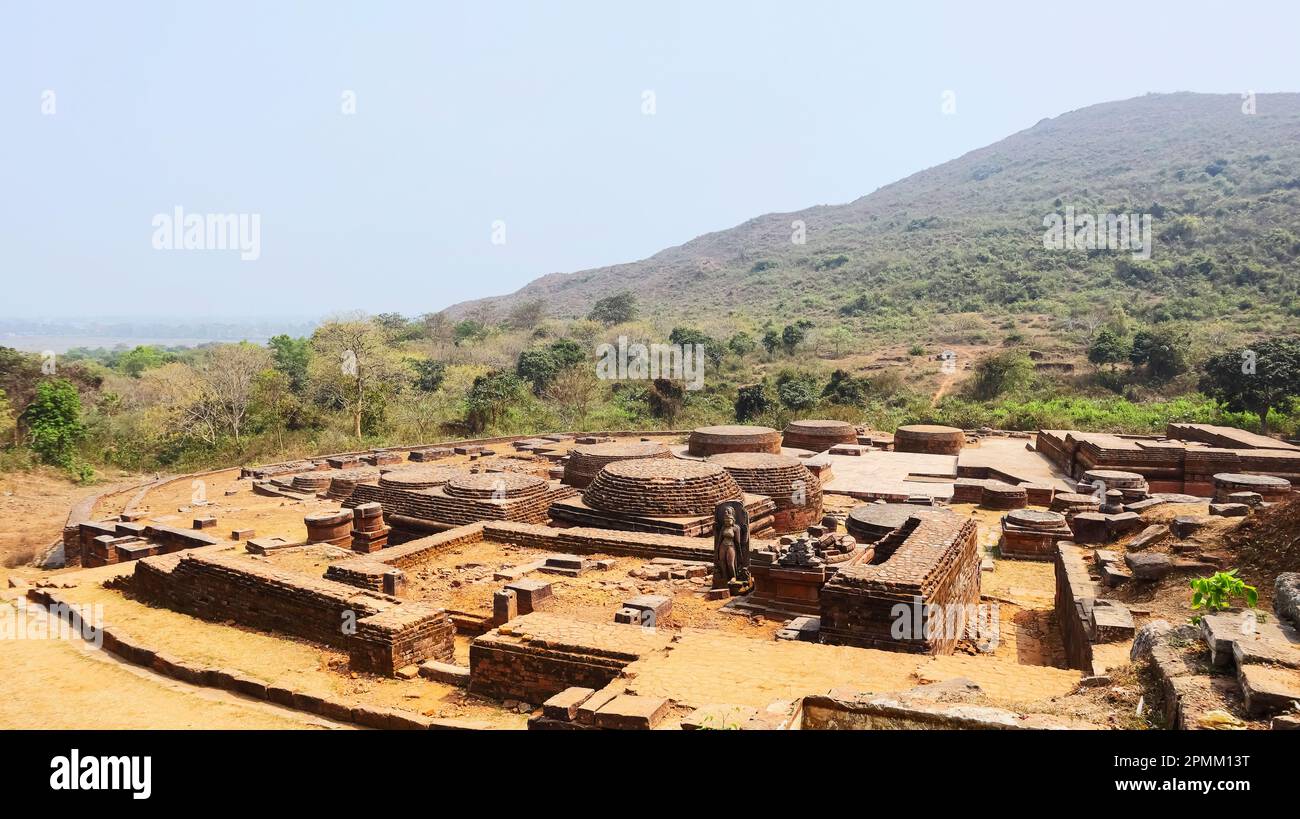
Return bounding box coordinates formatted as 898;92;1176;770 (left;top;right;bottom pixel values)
448;92;1300;338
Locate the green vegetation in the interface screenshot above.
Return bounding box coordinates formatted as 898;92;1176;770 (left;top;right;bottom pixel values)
1200;337;1300;434
1189;570;1258;623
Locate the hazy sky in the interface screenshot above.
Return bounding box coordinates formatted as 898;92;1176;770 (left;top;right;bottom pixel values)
4;0;1300;321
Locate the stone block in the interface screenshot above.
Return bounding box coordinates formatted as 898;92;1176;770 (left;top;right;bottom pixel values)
1171;516;1206;538
493;589;518;625
419;660;471;686
542;686;595;721
1209;503;1249;517
1125;552;1172;581
621;594;672;626
1126;524;1169;551
505;578;554;613
192;516;217;530
592;694;670;730
1240;665;1300;717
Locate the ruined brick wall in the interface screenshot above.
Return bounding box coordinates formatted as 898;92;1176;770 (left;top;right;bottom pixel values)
325;523;487;590
132;551;453;674
468;613;673;702
819;515;980;654
1054;544;1095;672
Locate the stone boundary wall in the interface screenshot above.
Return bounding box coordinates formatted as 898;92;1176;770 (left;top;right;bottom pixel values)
132;551;453;675
819;513;980;653
24;587;482;730
239;429;691;479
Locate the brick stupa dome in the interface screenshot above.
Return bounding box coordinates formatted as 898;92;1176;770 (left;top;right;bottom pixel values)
562;440;673;488
583;459;742;517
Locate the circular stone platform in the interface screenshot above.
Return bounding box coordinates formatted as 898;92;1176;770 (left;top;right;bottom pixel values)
444;471;547;500
687;425;782;457
583;459;742;517
980;483;1028;510
893;424;965;455
379;465;466;490
1081;469;1147;489
708;452;823;532
845;502;957;543
291;472;334;492
781;419;859;452
1212;472;1293;502
562;440;673;488
1050;492;1101;515
326;468;379;499
304;509;352;545
1004;509;1069;529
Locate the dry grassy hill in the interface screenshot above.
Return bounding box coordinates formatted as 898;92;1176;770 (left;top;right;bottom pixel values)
448;93;1300;342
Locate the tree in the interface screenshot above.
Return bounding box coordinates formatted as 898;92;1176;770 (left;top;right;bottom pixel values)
24;379;85;467
646;378;685;425
967;351;1032;400
775;371;821;411
727;332;756;358
1200;337;1300;435
0;388;13;444
761;329;781;357
507;299;546;330
516;339;587;394
1087;328;1129;371
822;369;872;405
268;335;311;392
735;383;773;422
781;324;807;355
118;345;169;377
419;311;456;357
310;320;405;439
588;291;637;326
1129;327;1189;381
251;368;294;449
465;370;525;433
410;359;447;393
197;343;271;444
825;325;854;358
373;313;420;342
544;366;600;429
668;327;723;367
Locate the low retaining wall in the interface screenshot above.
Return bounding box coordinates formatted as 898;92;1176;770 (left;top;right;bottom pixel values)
132;551;453;675
24;587;480;730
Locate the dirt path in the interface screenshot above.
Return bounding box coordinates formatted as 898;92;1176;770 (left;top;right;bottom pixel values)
0;598;346;729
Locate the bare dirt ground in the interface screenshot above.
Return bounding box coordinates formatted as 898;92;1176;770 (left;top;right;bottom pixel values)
263;537;781;640
0;593;342;729
33;578;526;728
0;469;145;569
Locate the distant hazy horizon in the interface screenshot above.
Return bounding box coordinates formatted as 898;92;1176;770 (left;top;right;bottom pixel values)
6;0;1300;319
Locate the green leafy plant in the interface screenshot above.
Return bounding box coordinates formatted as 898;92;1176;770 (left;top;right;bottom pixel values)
1189;570;1258;622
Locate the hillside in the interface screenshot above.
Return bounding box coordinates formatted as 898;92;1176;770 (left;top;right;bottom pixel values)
447;93;1300;340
